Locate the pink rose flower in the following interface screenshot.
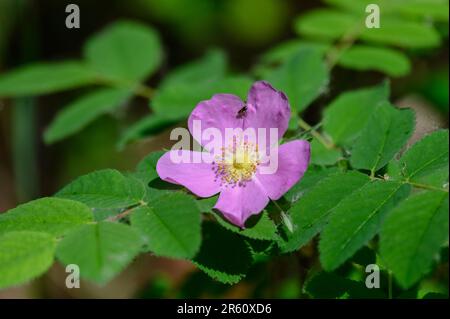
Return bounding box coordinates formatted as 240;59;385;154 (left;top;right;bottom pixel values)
157;81;310;227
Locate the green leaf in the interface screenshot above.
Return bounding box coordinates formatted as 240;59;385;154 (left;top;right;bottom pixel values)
338;45;411;77
319;181;409;271
134;151;164;184
117;114;179;150
159;50;226;87
56;169;146;209
130;193;201;259
323;81;389;146
44;88;131;144
394;130;449;187
284;166;340;203
325;0;449;22
380;191;449;288
0;197;93;236
255;40;329;77
0;231;56;289
152;76;253;119
280;172;369;253
84;20;163;81
56;222;143;284
310;138;342;166
361;18;440;49
305;271;386;299
350;103;415;172
259;40;329;65
212;211;278;241
294;9;358;40
193;222;252;284
266;48;329;112
0;62;95;97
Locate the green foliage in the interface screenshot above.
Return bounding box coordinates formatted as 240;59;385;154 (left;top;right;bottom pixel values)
153;72;253;119
45;88;132;144
0;62;95;96
350;103;415;173
211;211;278;241
319;181;410;271
193;222;253;284
56;222;143;284
392;130;449;187
323;82;390;145
0;8;448;297
266;48;329;112
380;191;449;288
0;198;93;236
338;45;411;77
0;231;56;289
56;169;146;209
83;20;163;81
310;138;342;166
130;193;201;259
117;115;178;150
305;271;385;298
280;172;370;253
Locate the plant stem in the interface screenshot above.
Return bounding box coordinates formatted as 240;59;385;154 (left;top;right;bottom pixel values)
298;118;334;149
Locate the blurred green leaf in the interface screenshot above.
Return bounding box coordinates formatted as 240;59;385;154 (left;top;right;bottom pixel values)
84;20;163;81
294;9;358;40
381;191;449;289
350;104;415;172
56;169;146;209
267;48;329;112
117;114;178;150
319;181;409;271
338;45;411;77
280;172;369;253
56;222;143;284
325;0;449;22
0;62;95;97
45;88;131;144
160;50;226;87
0;198;93;236
361;18;441;49
130;193;201;259
0;231;56;290
323;81;389;146
193;222;252;284
152;75;253;119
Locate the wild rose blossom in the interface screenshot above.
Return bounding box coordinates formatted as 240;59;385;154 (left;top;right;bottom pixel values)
157;81;310;227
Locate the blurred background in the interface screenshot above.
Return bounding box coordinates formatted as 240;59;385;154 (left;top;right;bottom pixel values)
0;0;448;298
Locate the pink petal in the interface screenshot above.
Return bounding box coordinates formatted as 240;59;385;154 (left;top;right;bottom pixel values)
214;180;269;228
188;93;245;148
156;150;221;197
245;81;291;144
256;140;311;200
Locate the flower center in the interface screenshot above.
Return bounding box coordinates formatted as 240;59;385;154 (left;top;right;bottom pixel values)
214;139;260;186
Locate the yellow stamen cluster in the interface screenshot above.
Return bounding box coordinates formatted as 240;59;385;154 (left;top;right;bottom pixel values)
214;139;260;186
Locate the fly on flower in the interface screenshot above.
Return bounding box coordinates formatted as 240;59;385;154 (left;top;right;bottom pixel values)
157;81;311;227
